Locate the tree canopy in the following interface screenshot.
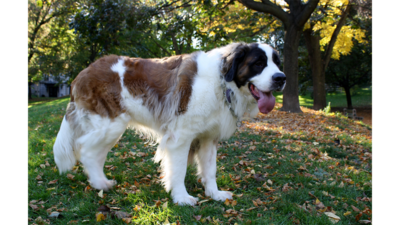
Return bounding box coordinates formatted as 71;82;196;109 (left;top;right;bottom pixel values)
28;0;372;110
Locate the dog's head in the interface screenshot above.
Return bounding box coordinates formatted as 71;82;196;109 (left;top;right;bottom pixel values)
222;43;285;114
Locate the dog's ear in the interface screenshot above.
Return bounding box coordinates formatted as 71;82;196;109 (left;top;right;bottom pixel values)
222;44;249;82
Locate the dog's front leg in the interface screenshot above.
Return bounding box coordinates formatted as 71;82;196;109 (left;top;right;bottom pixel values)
197;139;233;201
160;136;198;206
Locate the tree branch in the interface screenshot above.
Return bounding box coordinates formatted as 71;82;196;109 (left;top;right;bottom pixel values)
239;0;289;27
148;35;172;56
323;3;352;71
296;0;319;27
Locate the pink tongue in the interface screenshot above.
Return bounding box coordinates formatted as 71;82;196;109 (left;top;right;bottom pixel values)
257;91;275;114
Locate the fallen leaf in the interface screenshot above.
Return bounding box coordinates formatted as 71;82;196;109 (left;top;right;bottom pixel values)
359;220;371;224
355;212;363;221
154;200;162;207
252;200;258;207
114;211;131;219
48;179;58;185
49;211;61;218
193;215;202;221
224;199;230;205
282;183;289;192
97;205;110;212
36;175;42;180
98;190;104;198
30;204;39;211
35;216;44;224
96;212;106;222
198;200;209;205
67;174;75;180
231;200;238;206
267;179;273;185
253;173;265;182
235;193;244;197
324;212;340;223
351;205;360;212
122;218;132;224
343;211;351;216
162;201;168;209
133;205;141;211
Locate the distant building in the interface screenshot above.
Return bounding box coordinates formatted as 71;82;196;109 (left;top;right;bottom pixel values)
30;75;70;98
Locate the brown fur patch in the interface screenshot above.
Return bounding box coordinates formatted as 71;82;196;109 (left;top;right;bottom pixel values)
123;52;198;116
70;55;124;118
69;53;198;120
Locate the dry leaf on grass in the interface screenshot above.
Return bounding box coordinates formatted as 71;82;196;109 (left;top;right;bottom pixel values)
67;174;75;180
114;211;131;219
351;205;360;212
359;220;371;224
96;212;106;222
49;211;61;218
193;215;202;221
324;212;340;223
30;204;39;211
98;190;104;198
48;179;58;184
282;183;290;192
253;173;265;182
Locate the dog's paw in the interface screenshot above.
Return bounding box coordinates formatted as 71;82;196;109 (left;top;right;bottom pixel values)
208;191;233;201
90;179;116;191
172;194;198;206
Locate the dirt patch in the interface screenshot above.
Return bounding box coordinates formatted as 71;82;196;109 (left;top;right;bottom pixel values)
331;107;372;126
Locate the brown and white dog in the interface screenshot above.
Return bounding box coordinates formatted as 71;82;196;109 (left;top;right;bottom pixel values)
53;42;285;205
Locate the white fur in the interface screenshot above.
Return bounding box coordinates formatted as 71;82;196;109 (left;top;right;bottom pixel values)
53;116;76;173
54;43;281;205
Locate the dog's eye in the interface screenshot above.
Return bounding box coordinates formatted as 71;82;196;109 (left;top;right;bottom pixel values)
254;61;264;67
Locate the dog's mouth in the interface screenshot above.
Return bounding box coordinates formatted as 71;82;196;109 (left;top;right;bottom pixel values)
248;83;275;114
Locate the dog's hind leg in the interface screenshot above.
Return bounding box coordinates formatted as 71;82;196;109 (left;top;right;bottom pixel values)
77;113;130;191
158;133;198;206
196;139;233;201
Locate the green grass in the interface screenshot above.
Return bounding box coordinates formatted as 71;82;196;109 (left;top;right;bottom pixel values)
28;96;70;108
28;98;372;224
274;87;372;108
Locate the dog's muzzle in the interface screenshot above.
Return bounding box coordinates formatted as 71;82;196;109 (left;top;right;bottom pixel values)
271;72;286;91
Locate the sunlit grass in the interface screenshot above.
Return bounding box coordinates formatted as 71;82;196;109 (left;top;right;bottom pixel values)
274;87;372;108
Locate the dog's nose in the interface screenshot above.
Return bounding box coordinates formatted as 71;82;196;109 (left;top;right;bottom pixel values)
272;73;286;85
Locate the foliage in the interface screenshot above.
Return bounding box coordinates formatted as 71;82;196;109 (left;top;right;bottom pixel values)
305;0;367;60
28;0;76;82
28;98;371;224
325;39;371;108
193;0;280;50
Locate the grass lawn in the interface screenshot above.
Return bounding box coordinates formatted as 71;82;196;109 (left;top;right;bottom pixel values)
274;87;372;108
28;98;372;224
28;96;70;108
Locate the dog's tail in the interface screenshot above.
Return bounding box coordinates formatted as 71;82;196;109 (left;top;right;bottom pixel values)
53;115;77;174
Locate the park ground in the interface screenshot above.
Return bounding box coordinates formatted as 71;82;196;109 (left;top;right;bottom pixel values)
28;90;372;224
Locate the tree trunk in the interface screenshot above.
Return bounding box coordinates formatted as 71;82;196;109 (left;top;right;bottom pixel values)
303;29;327;110
171;34;181;55
344;86;353;109
29;82;32;100
280;25;302;113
